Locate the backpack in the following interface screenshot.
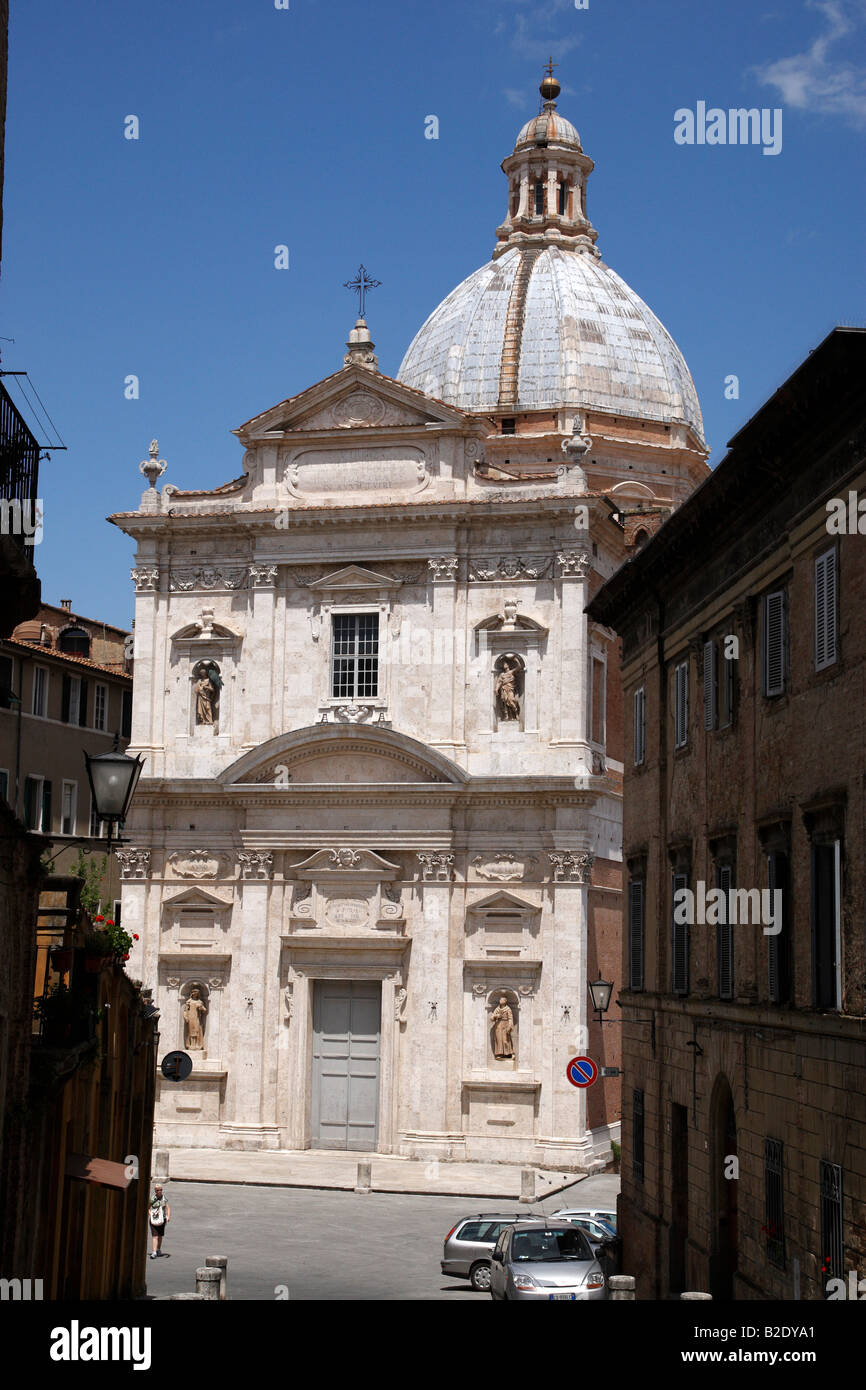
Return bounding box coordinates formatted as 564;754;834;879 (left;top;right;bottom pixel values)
149;1201;165;1226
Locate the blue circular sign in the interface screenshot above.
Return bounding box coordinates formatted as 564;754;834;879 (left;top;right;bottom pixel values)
566;1055;597;1088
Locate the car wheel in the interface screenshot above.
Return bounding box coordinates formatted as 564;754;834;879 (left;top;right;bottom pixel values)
470;1262;492;1292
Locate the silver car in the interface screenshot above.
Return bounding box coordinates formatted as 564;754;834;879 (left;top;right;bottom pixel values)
552;1207;618;1233
441;1212;540;1292
489;1221;608;1301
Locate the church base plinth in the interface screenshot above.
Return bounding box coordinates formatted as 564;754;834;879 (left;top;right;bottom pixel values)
218;1124;282;1152
398;1131;468;1162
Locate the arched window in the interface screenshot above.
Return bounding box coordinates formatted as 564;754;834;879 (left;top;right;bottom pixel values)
633;529;650;549
58;626;90;657
534;181;545;215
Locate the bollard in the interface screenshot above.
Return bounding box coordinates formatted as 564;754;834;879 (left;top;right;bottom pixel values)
206;1255;228;1301
519;1168;535;1203
609;1275;636;1301
195;1266;222;1300
355;1160;372;1193
681;1291;713;1300
152;1149;170;1180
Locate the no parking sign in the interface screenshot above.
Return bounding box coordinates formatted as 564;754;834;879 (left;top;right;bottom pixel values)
566;1055;597;1088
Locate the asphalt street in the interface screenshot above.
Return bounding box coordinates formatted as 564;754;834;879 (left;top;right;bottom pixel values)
145;1173;619;1301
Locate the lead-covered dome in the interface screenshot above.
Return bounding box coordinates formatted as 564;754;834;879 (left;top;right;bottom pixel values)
397;244;704;442
397;78;705;446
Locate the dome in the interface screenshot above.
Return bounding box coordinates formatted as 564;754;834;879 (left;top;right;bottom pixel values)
514;108;582;152
397;244;705;443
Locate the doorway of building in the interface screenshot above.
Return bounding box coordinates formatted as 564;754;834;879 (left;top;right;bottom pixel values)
311;980;381;1150
710;1075;738;1300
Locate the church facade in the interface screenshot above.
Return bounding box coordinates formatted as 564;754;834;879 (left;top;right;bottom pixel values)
112;76;708;1167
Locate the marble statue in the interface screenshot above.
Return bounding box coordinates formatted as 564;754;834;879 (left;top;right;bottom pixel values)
494;659;521;721
183;986;208;1049
491;996;515;1058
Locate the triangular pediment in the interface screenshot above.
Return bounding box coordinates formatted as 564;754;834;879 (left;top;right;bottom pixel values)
307;565;403;592
162;887;232;908
235;364;485;439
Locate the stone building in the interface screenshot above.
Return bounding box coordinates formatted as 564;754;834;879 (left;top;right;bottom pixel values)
0;599;133;910
587;327;866;1299
110;75;707;1166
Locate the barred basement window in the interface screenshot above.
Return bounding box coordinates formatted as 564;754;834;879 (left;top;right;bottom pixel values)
814;548;838;671
820;1160;844;1289
764;1138;786;1268
628;879;645;991
332;614;379;699
633;686;646;766
671;871;689;995
674;660;689;748
633;1089;645;1183
762;590;787;697
716;863;734;1000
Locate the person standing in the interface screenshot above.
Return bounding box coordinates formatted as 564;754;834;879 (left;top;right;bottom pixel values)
149;1184;170;1258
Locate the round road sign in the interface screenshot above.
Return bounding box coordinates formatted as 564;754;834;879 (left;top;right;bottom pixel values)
566;1055;598;1088
161;1050;193;1082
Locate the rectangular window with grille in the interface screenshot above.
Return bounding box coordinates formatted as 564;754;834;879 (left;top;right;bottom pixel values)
703;639;717;731
674;661;688;748
633;686;646;766
820;1160;843;1289
764;1138;786;1267
716;863;734;999
332;614;379;700
814;548;838;671
812;840;841;1009
633;1089;645;1183
767;851;792;1005
762;590;787;697
671;871;689;994
628;878;645;990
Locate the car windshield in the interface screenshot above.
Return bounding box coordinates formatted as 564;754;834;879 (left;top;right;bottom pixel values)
512;1229;592;1262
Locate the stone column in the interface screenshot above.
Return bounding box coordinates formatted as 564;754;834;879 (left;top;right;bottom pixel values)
553;551;591;748
401;853;454;1153
225;852;273;1136
518;173;529;217
426;558;458;745
115;849;151;984
247;565;278;748
536;850;595;1166
130;564;161;755
547;165;558;218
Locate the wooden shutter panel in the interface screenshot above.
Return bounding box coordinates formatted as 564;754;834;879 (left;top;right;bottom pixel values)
78;678;88;727
41;779;52;833
815;550;837;671
629;880;645;989
672;872;689;993
61;674;70;723
23;776;34;828
717;865;734;999
674;663;688;746
763;591;786;695
703;640;717;730
767;853;780;1003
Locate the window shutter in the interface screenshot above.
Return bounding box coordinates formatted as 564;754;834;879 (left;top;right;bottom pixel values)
61;674;70;723
628;880;645;990
23;777;34;828
674;662;688;747
763;591;786;696
767;853;781;1003
633;687;645;766
703;640;717;730
41;779;52;833
717;865;734;999
672;871;689;993
78;678;88;727
815;550;837;671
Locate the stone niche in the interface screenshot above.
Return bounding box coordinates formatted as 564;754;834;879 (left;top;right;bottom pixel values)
464;888;541;960
160;887;233;951
284;848;404;936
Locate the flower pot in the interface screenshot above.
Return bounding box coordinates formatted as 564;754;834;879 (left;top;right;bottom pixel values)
84;955;111;973
50;948;74;973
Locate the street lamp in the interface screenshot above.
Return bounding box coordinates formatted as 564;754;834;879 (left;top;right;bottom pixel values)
588;975;614;1026
84;735;144;851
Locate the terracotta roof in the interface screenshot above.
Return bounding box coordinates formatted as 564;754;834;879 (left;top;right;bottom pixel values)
1;638;133;680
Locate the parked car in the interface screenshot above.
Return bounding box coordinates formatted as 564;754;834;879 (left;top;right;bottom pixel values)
551;1212;622;1277
552;1207;618;1233
441;1212;541;1291
489;1220;608;1301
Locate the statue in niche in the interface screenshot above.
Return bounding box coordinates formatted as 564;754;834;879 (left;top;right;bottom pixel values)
490;995;515;1059
494;657;522;722
192;660;222;726
183;986;208;1049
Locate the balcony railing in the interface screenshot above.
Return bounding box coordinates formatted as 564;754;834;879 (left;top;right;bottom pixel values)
0;379;40;555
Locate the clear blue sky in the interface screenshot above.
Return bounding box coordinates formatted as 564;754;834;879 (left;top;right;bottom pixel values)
3;0;864;628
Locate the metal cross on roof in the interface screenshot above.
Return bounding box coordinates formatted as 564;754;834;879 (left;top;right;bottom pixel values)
343;265;381;318
545;56;558;81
